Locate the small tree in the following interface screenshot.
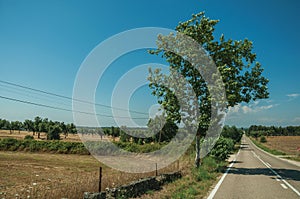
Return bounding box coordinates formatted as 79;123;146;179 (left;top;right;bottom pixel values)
47;125;61;140
34;116;42;139
260;136;267;143
23;119;35;135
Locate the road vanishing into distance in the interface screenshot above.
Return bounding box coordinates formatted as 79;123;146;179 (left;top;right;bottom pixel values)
208;136;300;199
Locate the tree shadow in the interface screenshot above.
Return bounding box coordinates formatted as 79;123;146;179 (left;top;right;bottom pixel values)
229;160;243;164
228;167;300;182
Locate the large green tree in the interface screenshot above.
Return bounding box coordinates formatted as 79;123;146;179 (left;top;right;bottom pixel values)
148;12;269;167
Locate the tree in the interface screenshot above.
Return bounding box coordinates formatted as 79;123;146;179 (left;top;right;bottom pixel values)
148;115;178;143
0;119;5;130
38;118;49;138
60;122;67;138
148;12;269;167
23;119;34;135
34;116;42;139
11;121;22;134
65;123;77;138
47;125;61;140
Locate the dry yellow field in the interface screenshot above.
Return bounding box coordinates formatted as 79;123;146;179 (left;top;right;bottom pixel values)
263;136;300;155
0;130;82;142
0;130;184;198
0;151;183;199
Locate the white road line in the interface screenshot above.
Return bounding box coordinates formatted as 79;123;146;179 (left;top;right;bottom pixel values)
266;162;272;167
281;184;288;189
207;149;241;199
253;151;300;197
276;178;281;182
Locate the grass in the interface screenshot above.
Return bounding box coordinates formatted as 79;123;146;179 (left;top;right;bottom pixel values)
251;138;287;156
0;130;234;198
0;151;182;199
139;156;227;199
285;156;300;162
262;136;300;156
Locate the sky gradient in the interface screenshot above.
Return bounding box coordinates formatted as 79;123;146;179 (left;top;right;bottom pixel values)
0;0;299;127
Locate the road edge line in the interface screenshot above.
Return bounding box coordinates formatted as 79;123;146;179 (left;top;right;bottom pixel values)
247;137;300;168
206;149;240;199
254;150;300;197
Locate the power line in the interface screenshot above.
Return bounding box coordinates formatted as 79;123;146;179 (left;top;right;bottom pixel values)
0;95;149;120
0;80;149;116
0;84;71;107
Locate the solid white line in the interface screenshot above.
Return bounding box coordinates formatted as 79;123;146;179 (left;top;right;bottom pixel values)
207;149;240;199
266;162;272;167
253;151;300;197
281;183;288;189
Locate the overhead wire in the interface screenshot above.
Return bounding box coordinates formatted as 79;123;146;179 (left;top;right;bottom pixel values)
0;80;149;116
0;95;149;120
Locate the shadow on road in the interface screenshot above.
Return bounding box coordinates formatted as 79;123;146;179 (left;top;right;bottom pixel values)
228;167;300;182
229;160;243;164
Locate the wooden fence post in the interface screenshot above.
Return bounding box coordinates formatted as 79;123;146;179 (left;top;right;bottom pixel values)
99;167;102;192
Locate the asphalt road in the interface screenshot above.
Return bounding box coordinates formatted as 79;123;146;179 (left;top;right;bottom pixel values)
208;136;300;199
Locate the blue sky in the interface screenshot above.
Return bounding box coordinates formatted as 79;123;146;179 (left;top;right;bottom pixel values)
0;0;299;127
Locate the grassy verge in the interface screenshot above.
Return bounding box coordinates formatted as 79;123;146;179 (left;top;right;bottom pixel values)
140;155;227;199
285;156;300;162
250;138;286;156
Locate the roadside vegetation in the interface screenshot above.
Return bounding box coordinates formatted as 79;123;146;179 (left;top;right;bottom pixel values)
250;138;286;156
247;125;300;161
0;117;243;198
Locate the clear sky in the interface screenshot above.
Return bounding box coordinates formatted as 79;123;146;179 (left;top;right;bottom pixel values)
0;0;299;127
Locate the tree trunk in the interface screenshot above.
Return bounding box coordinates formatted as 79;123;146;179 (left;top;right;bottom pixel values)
158;130;162;143
38;132;40;139
195;135;201;168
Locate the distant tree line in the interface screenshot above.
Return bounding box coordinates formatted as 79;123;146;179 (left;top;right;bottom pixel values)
246;125;300;137
0;117;77;140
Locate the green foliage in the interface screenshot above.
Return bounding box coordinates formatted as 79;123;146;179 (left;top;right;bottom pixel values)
210;137;234;161
221;125;243;143
0;138;89;154
147;116;178;143
47;125;61;140
113;141;165;153
24;135;34;140
191;156;225;181
148;11;269;167
0;119;11;130
260;136;267;143
247;125;300;136
120;130;130;142
251;138;286;156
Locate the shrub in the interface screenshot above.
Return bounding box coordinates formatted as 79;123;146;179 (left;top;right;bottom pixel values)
24;135;34;140
210;137;234;161
260;136;267;143
47;125;61;140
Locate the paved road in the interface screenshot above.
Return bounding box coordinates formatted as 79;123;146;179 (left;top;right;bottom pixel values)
208;136;300;199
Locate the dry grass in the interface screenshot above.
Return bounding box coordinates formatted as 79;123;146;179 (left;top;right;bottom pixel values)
263;136;300;156
0;130;82;142
0;130;192;198
0;151;185;199
0;130;115;143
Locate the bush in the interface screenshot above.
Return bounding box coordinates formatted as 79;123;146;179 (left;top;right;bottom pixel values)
210;137;234;161
24;135;34;140
47;125;61;140
260;136;267;143
0;138;89;154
